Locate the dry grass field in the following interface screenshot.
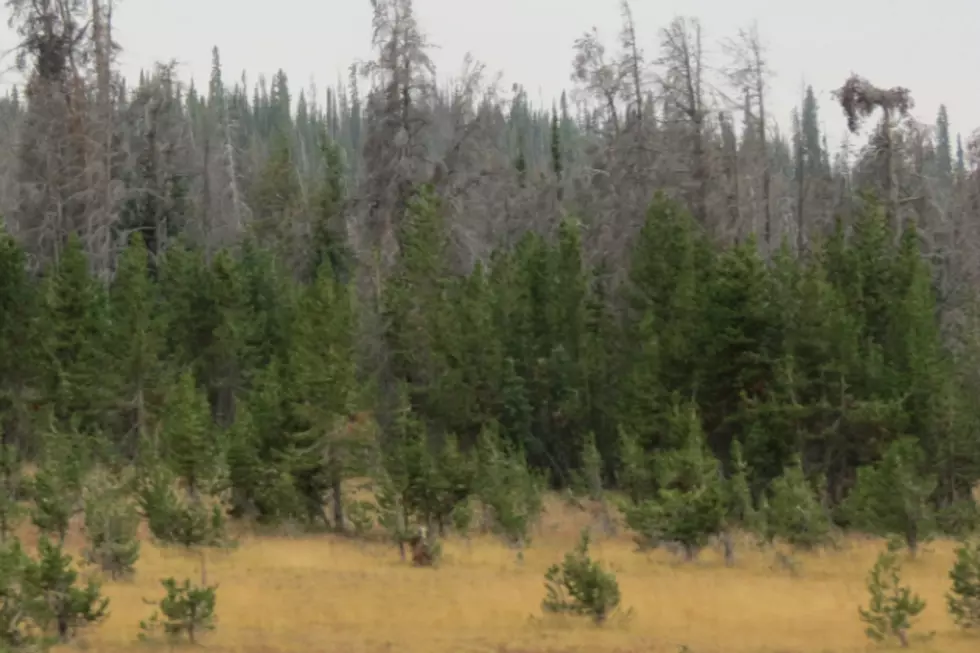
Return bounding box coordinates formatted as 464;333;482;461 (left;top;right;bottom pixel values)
38;496;978;653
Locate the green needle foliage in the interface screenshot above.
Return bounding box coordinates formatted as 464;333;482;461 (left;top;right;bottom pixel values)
947;538;980;629
859;540;926;648
542;528;622;625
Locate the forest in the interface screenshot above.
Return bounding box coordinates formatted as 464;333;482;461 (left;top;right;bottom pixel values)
1;0;980;651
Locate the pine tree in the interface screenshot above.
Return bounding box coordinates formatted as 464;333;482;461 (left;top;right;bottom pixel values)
36;235;112;434
160;370;221;496
550;104;562;183
801;85;823;177
109;233;169;456
626;194;709;399
288;259;363;528
700;237;782;448
859;540;925;648
766;456;832;549
251;127;300;248
650;402;726;560
843;437;936;556
383;185;458;430
0;230;36;454
936;105;952;181
311;128;350;282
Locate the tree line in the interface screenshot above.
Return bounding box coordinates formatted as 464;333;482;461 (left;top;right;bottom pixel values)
3;184;980;541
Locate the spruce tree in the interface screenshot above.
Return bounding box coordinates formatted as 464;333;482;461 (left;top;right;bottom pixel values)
109;232;168;456
160;370;221;496
0;230;36;454
650;402;725;560
935;104;952;181
288;259;363;529
843;437;936;557
36;235;112;434
765;456;832;550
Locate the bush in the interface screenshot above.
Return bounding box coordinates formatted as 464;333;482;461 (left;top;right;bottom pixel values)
26;537;109;643
859;541;925;648
140;577;217;644
947;538;980;629
542;529;622;625
137;464;226;549
82;470;141;579
766;458;833;550
344;499;377;537
0;537;108;650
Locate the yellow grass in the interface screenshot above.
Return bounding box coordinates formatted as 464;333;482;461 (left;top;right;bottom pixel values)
43;497;979;653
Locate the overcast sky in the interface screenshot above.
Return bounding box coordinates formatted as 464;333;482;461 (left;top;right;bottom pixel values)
2;0;977;151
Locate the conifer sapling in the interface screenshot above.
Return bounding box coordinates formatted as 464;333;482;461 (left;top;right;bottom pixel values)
859;540;926;648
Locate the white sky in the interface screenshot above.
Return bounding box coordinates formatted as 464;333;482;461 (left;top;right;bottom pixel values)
2;0;978;151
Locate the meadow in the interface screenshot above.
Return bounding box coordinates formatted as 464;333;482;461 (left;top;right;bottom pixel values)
29;496;972;653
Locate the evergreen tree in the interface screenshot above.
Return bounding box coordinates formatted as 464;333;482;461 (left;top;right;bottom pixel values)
36;235;112;434
550;104;562;183
936;105;952;181
765;457;832;549
0;231;36;453
311;128;351;282
160;370;221;496
288;259;364;528
843;437;936;556
109;233;169;455
651;402;726;560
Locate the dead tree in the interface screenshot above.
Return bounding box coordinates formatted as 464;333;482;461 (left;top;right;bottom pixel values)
617;0;644;127
657;17;709;227
571;27;623;139
723;22;772;249
358;0;436;271
834;74;913;233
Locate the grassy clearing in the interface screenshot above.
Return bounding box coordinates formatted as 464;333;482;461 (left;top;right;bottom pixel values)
43;497;977;653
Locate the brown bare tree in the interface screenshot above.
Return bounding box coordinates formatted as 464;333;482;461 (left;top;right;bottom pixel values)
723;22;772;249
657;17;709;227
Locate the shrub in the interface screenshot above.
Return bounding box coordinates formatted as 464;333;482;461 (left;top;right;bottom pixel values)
542;529;622;625
25;537;109;643
947;538;980;629
140;577;217;644
859;541;925;648
344;499;377;537
82;470;141;579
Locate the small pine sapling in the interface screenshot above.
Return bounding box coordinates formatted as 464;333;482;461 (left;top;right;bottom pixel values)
344;499;377;538
765;456;832;551
451;499;474;537
137;463;227;585
24;537;109;643
82;470;141;579
28;423;90;544
571;432;615;535
374;466;415;560
474;429;544;561
140;577;217;644
947;538;980;629
432;434;476;537
650;404;725;561
0;539;41;651
719;440;759;566
542;528;623;625
843;437;936;557
0;443;24;542
859;540;926;648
